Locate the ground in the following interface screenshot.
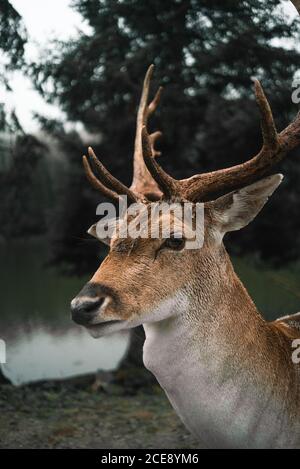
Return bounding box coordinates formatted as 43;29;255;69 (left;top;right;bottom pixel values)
0;372;201;449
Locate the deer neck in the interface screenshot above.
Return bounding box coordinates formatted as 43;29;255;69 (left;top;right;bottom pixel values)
143;248;297;448
143;247;266;374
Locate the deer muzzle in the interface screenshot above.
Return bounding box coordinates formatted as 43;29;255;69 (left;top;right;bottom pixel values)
70;282;120;326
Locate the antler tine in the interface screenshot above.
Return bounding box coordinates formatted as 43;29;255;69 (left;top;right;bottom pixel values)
88;147;138;204
82;155;120;202
131;65;163;197
83;65;163;203
141;126;178;200
148;86;163;119
253;79;279;150
149;130;163;157
148;88;163;157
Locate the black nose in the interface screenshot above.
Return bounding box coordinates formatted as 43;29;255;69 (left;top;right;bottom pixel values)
71;297;104;325
71;282;120;326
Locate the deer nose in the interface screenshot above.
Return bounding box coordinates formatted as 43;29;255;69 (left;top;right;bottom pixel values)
70;282;118;326
71;296;106;325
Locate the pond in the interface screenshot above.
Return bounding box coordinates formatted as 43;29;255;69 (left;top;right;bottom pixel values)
1;239;300;385
0;240;128;385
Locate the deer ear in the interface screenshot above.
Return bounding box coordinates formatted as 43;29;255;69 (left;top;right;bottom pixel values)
87;217;120;245
87;224;97;238
87;224;111;246
209;174;283;239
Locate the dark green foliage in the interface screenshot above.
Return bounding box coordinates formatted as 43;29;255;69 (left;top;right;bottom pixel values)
39;122;107;274
0;0;27;78
0;0;27;129
0;135;49;240
31;0;300;271
0;2;51;241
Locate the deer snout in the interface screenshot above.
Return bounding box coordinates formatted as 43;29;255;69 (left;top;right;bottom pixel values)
71;296;106;325
71;282;117;326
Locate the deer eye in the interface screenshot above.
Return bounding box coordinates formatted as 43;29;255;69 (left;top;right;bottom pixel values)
164;237;185;251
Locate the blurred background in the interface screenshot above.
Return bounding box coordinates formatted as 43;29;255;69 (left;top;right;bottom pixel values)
1;0;300;386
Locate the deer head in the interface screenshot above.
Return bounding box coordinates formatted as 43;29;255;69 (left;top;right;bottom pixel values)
71;65;300;338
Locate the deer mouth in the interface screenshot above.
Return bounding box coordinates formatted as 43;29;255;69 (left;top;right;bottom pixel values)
86;319;126;337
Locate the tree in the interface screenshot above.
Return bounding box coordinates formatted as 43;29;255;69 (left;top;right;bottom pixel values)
0;134;49;240
30;0;300;373
0;366;10;385
0;0;27;130
0;2;51;241
0;1;26;76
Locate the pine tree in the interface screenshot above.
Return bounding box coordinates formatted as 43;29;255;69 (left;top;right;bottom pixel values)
0;2;50;241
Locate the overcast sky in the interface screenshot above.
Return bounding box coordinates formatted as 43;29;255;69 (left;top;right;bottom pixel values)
3;0;299;133
6;0;89;133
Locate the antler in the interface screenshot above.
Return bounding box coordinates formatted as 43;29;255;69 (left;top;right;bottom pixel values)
82;148;139;204
130;64;163;199
83;62;300;205
142;80;300;202
83;65;163;203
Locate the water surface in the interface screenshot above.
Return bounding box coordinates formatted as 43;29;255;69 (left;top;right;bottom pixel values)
0;240;128;385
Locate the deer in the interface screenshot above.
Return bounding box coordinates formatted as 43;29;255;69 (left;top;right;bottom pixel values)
71;57;300;448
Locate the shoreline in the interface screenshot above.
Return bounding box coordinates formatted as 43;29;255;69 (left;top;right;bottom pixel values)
0;369;201;449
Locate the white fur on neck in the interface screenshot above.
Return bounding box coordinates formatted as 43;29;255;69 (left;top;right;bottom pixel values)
142;294;298;449
142;290;189;324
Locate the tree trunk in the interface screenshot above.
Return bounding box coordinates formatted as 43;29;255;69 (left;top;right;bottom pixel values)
119;326;145;369
115;326;156;390
0;366;10;385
